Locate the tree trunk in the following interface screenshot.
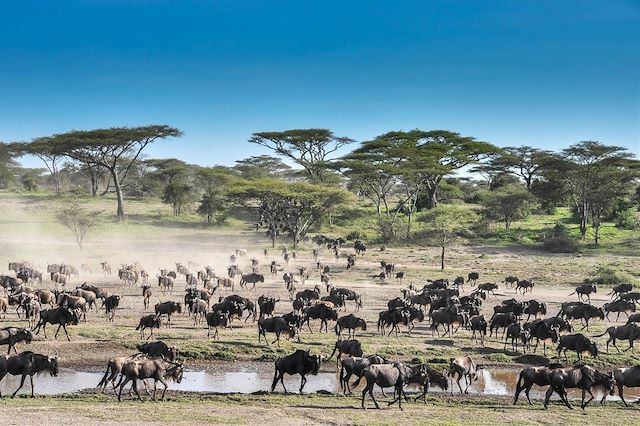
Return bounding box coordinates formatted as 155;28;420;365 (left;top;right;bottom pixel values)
440;246;445;271
111;169;125;222
579;202;588;240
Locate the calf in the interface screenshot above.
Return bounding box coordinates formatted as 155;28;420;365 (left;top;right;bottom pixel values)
103;295;120;322
136;340;177;361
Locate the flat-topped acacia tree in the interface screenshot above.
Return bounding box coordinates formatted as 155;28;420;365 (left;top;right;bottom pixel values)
51;125;182;221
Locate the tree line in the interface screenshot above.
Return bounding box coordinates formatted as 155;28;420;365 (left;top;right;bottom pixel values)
0;126;638;250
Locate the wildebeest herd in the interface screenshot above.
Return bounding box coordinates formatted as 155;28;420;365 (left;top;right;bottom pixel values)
0;238;639;410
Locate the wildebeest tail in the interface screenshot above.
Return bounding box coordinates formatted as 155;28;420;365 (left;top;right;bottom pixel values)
97;364;112;388
592;328;612;338
327;342;338;361
352;375;362;388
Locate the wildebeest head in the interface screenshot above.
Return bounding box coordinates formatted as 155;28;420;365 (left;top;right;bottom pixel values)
305;351;321;375
167;361;184;383
587;341;598;358
428;367;449;391
357;318;367;331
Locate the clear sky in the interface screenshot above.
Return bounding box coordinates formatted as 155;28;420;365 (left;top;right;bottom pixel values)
1;0;639;168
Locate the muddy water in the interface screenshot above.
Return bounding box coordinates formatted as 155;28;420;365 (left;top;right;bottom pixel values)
0;362;638;402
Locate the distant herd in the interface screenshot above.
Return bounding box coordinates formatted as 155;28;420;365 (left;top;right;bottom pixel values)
0;235;639;409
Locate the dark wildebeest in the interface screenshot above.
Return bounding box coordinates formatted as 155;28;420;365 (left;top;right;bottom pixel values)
544;364;615;410
569;284;597;302
258;316;296;346
361;362;427;410
627;313;640;325
620;291;640;304
327;339;363;366
593;324;640;353
32;307;79;341
469;315;488;345
340;355;388;395
240;273;264;290
296;287;320;303
557;302;604;331
136;314;161;340
190;298;208;325
608;283;633;299
331;288;363;312
524;320;560;357
0;327;33;354
0;351;59;397
603;299;636;321
523;300;547;321
493;301;528;318
477;282;498;297
453;276;465;292
611;366;640;406
103;295;120;322
556;334;598;362
205;311;229;338
467;272;480;286
116;358;184;401
387;297;409;311
410;364;450;402
430;307;466;337
154;301;182;327
504;323;530;353
271;350;321;393
303;304;338;333
377;308;410;337
515;280;534;294
335;314;367;339
257;295;279;320
504;276;519;289
97;354;146;393
449;356;483;395
513;363;564;405
136;341;177;361
489;312;517;338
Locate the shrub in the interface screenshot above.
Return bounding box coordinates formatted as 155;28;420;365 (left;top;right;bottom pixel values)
345;230;363;241
541;223;578;253
615;208;640;230
584;264;639;287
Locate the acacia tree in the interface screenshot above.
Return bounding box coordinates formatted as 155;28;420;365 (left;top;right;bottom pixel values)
490;146;553;190
18;138;66;195
419;204;478;270
231;178;350;247
50;125;182;221
249;129;353;183
234;155;291;179
549;141;639;240
0;142;19;189
482;184;537;230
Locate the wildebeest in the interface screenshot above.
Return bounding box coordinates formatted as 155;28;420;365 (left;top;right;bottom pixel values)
557;302;604;331
524;320;560;357
205;311;230;338
467;272;480;286
513;363;564;405
611;366;640;406
271;350;321;393
544;364;615;410
327;339;363;366
116;358;184;401
240;273;264;290
0;351;59;397
103;295;120;322
154;301;182;327
257;295;279;320
331;287;362;312
303;304;338;333
258;316;296;346
157;275;174;294
569;284;597;302
32;307;80;341
361;362;427;410
80;283;108;300
593;324;640;353
608;283;633;299
142;285;152;310
68;288;96;311
335;314;367;339
603;299;636;321
0;327;33;354
296;287;320;303
489;312;517;338
504;323;530;353
504;276;519;289
411;364;450;402
477;282;498;297
97;354;146;393
515;280;534;294
627;313;640;325
449;356;483;394
136;314;161;340
34;289;56;308
136;340;177;361
340;355;387;395
430;307;466;337
523;300;547;321
378;308;410;337
469;315;488;345
190;298;208;325
556;334;598;362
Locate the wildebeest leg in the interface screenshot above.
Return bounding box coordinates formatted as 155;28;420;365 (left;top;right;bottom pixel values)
582;388;594;409
30;375;34;398
159;377;168;400
62;324;71;342
299;374;307;393
464;373;471;394
543;386;554;409
618;384;628;407
456;373;464;394
11;373;28;398
132;379;143;401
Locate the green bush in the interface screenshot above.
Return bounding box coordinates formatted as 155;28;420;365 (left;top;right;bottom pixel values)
615;208;640;230
541;223;578;253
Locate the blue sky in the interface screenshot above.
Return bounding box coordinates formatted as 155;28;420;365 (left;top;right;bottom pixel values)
1;0;638;168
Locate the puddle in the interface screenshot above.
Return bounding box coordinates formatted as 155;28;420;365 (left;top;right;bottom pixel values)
0;362;637;402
